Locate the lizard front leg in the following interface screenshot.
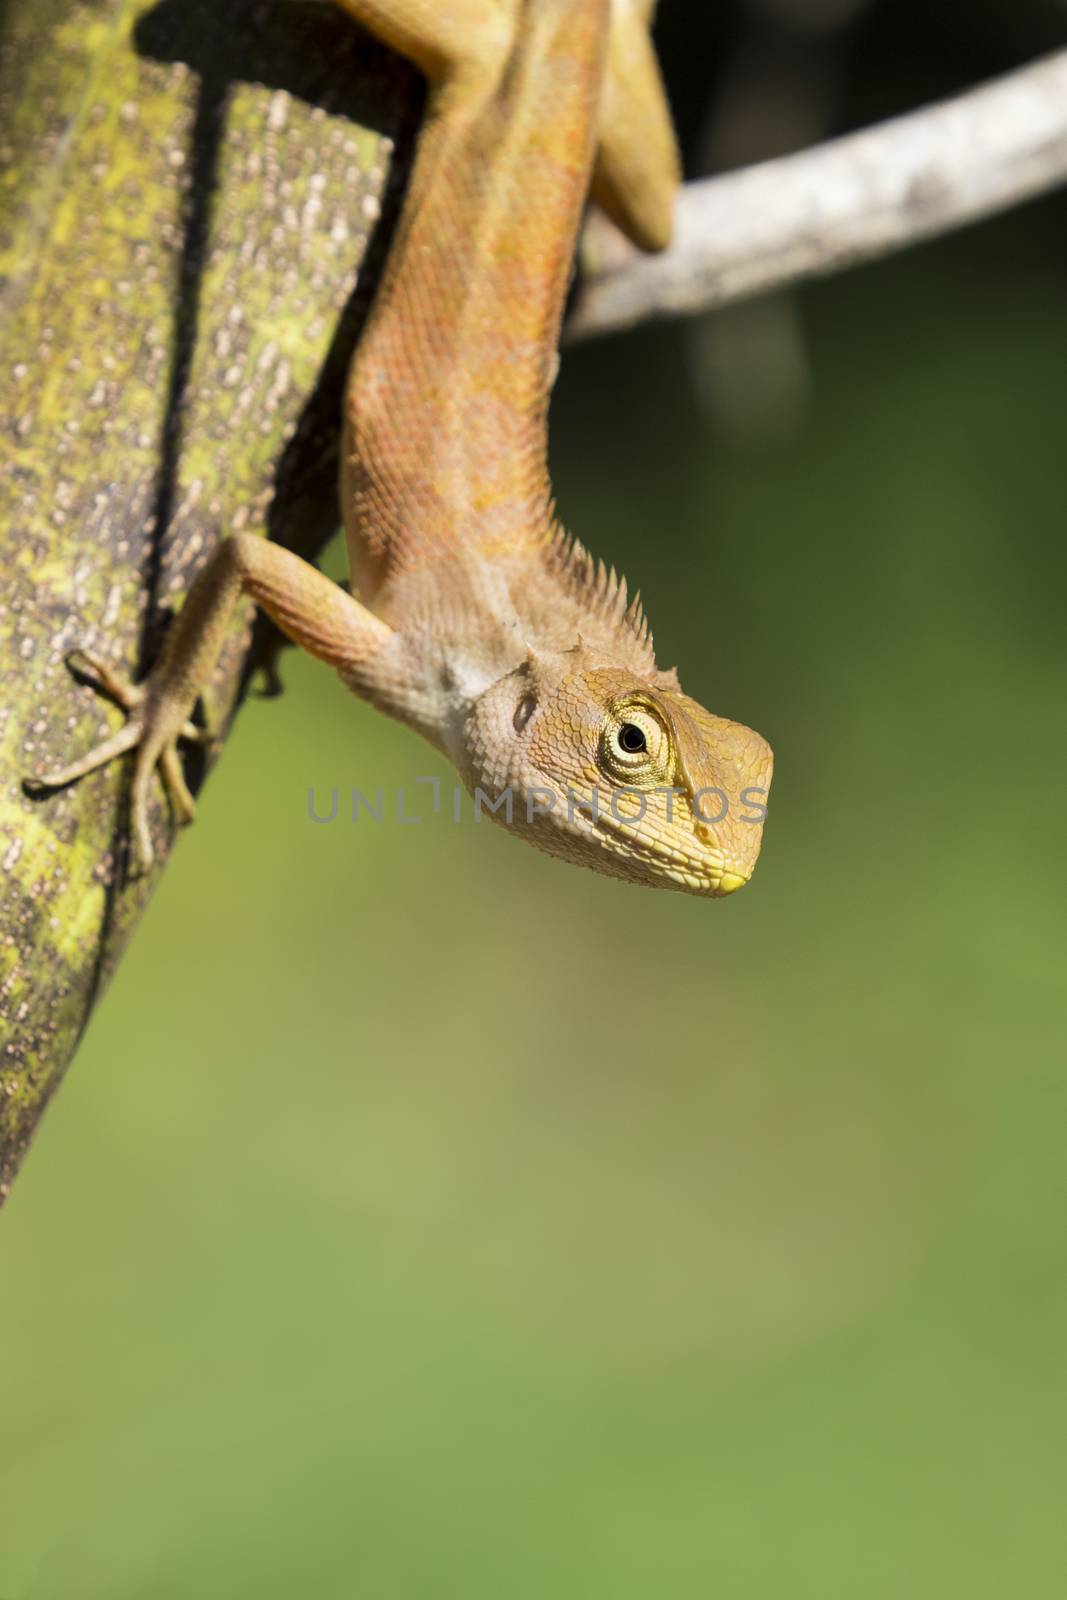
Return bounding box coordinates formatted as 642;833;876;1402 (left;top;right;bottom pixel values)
27;537;393;871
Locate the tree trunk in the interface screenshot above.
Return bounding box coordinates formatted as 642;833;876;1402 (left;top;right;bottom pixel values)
0;0;418;1201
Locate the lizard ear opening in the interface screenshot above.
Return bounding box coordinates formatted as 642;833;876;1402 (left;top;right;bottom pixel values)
514;693;538;733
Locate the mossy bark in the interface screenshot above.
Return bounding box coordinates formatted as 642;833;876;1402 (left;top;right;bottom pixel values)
0;0;418;1201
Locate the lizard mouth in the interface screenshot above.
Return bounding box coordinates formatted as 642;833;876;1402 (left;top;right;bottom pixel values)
589;807;746;897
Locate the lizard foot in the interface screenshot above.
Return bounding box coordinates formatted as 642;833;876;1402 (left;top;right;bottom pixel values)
24;648;209;873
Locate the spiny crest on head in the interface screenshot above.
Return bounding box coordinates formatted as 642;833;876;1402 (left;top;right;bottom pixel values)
544;520;654;664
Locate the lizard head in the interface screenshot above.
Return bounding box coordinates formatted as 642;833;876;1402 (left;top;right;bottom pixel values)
463;648;772;897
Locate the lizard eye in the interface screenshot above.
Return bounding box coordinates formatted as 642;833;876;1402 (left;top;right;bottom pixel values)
600;703;671;781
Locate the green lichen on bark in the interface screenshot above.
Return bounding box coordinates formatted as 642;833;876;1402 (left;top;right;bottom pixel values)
0;0;416;1200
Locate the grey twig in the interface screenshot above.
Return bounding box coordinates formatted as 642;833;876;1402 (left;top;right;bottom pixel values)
569;49;1067;341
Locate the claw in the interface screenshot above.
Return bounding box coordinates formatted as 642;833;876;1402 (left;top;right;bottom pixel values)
255;645;286;699
65;648;144;712
25;720;143;792
24;643;202;874
160;745;197;826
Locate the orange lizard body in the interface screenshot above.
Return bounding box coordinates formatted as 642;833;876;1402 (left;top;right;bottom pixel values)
29;0;772;896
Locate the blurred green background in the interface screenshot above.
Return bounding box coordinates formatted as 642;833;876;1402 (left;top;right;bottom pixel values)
3;2;1067;1595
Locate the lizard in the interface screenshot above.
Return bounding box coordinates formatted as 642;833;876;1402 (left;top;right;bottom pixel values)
27;0;773;897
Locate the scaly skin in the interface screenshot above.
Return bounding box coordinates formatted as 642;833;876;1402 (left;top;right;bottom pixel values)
27;0;772;896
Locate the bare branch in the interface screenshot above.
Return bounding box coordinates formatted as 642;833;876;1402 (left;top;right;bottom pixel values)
569;49;1067;341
